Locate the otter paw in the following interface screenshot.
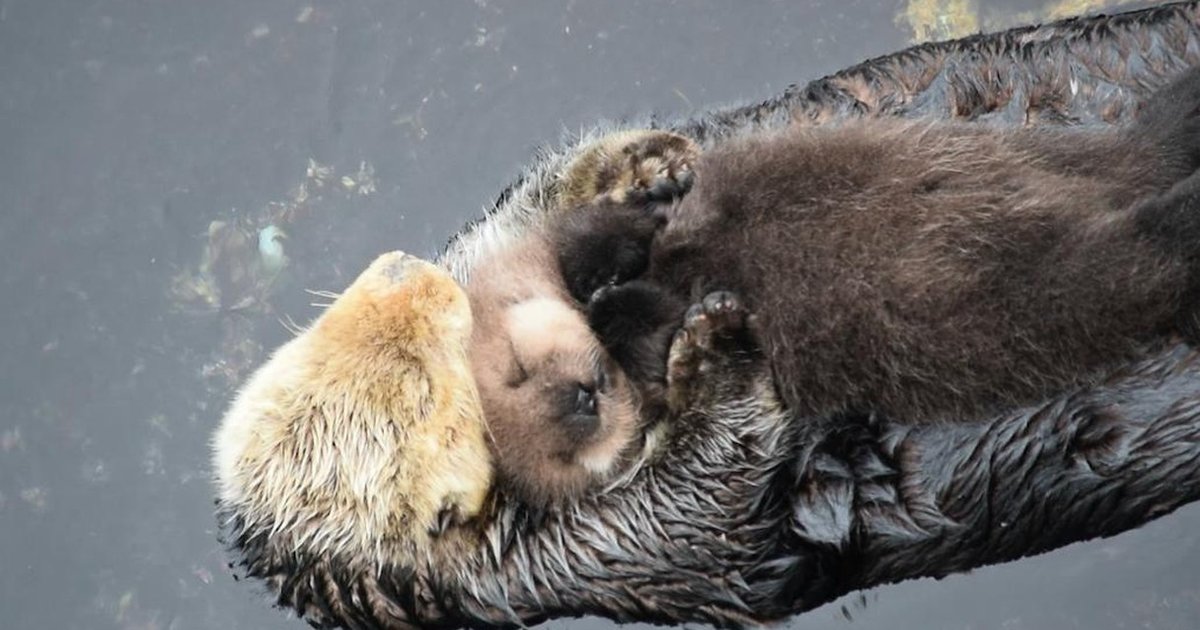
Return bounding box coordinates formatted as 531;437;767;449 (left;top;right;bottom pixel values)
685;291;750;348
430;503;468;537
610;131;699;205
666;291;763;411
558;129;700;210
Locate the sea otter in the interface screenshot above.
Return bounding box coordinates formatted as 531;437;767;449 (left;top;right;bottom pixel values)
553;65;1200;426
212;252;492;571
462;224;645;508
467;64;1200;510
215;4;1200;628
462;130;696;507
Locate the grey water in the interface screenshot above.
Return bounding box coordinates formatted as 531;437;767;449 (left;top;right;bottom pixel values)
3;1;1198;628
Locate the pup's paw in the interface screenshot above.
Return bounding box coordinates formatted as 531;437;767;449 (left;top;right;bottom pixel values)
666;291;764;412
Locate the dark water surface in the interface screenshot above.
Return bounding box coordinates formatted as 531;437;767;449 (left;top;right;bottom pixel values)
4;1;1199;628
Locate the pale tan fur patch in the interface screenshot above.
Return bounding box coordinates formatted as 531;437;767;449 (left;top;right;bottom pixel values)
465;225;644;505
213;252;492;570
506;298;594;364
505;297;637;478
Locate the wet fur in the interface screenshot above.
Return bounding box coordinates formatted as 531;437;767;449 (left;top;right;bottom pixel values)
212;253;492;573
217;4;1200;628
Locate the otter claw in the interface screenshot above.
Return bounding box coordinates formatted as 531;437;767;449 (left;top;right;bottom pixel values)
643;168;695;202
431;504;465;537
666;290;761;412
701;291;747;328
558;130;700;209
590;283;614;305
680;291;750;350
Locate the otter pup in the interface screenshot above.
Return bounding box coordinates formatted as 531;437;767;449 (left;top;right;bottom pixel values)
461;131;699;508
464;223;646;508
558;67;1200;425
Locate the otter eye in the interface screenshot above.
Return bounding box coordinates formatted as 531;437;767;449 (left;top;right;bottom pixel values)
506;340;530;387
574;384;598;416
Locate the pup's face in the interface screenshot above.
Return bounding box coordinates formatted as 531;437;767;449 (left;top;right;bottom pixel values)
471;295;642;507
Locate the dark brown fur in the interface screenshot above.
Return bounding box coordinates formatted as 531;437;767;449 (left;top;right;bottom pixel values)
220;6;1200;628
564;67;1200;424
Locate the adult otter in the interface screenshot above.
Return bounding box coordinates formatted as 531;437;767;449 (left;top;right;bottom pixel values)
213;252;493;572
216;3;1200;628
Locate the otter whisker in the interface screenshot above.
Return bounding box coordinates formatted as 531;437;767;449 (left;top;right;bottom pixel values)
277;314;304;336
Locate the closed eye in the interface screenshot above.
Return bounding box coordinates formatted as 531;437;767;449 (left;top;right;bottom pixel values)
593;359;608;393
506;339;530;387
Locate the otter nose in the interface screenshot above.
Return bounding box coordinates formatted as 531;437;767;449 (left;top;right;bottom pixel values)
373;251;427;285
560;413;601;442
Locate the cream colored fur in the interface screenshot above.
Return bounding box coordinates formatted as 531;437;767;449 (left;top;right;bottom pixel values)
213;128;686;566
212;252;491;569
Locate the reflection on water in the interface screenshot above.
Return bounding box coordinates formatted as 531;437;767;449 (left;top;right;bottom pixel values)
0;1;1192;628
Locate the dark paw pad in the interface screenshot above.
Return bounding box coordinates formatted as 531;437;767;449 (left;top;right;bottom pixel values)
554;203;660;303
679;291;751;349
638;165;695;203
666;290;763;412
700;290;748;330
611;131;700;204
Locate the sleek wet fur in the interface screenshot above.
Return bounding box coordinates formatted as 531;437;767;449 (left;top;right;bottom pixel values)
559;67;1200;424
217;5;1200;627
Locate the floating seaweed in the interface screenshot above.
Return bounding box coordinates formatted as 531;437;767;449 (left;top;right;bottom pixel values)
166;158;377;387
168;157;376;317
897;0;1144;43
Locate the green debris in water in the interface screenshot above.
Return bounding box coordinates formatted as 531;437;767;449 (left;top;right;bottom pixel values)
897;0;979;43
897;0;1140;44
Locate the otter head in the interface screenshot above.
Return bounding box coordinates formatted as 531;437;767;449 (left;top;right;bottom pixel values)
213;251;492;573
467;235;644;508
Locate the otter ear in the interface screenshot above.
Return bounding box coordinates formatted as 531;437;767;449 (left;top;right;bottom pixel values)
213;251;492;578
555;129;700;210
